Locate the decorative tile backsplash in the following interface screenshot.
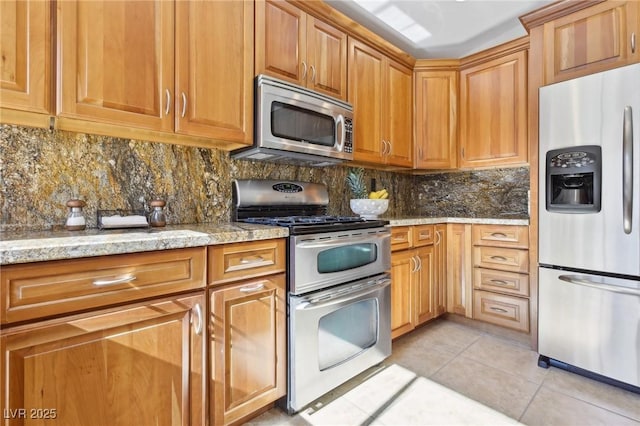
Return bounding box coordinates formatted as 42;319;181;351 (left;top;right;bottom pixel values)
0;124;528;232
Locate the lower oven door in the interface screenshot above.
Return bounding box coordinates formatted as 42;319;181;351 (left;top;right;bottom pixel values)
290;227;391;295
287;273;391;413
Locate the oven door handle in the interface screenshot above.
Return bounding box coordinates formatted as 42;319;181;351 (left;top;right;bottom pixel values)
296;233;389;249
298;278;391;310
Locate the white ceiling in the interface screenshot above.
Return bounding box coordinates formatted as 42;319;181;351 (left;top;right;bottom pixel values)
325;0;554;59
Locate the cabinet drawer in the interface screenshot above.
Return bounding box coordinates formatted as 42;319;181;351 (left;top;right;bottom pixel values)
390;227;412;251
473;268;529;297
208;239;286;285
473;246;529;273
412;224;434;247
472;225;529;248
473;290;529;332
1;247;206;324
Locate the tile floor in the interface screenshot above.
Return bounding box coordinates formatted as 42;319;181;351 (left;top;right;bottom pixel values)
249;319;640;425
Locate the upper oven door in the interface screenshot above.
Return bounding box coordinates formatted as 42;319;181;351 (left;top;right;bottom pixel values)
290;227;391;295
256;75;353;161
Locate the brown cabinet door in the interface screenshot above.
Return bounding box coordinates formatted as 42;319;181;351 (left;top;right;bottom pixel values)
434;224;447;316
57;0;174;132
414;70;458;169
349;38;385;164
0;0;51;115
175;0;253;144
390;250;415;338
255;0;306;84
459;50;528;168
1;294;206;426
210;274;286;426
446;223;472;317
544;1;640;84
385;59;413;167
306;16;347;100
415;245;435;325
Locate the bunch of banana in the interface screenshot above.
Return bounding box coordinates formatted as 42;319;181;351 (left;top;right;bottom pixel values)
369;189;389;199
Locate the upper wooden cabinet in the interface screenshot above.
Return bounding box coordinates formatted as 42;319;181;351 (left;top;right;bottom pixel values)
459;43;528;169
57;0;253;146
0;0;51;126
256;0;347;100
541;1;640;84
349;38;413;167
414;64;459;169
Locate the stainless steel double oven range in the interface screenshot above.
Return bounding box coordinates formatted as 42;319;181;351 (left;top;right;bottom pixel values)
233;179;392;413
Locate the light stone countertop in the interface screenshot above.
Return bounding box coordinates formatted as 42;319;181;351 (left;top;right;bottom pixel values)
384;217;529;227
0;223;289;265
0;217;528;265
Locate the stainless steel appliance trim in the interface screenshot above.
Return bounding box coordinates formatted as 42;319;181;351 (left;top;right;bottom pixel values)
290;227;391;295
623;105;634;234
288;273;391;412
301;277;391;308
558;275;640;296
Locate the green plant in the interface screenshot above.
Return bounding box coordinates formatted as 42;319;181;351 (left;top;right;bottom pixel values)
346;168;368;199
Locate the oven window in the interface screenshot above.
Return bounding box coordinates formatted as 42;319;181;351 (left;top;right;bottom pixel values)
271;101;335;146
318;299;378;371
317;244;377;273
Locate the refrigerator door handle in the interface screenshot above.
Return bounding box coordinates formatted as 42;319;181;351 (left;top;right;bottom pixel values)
623;106;633;234
559;275;640;297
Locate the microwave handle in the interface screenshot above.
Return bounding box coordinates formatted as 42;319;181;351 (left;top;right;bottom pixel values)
335;114;345;152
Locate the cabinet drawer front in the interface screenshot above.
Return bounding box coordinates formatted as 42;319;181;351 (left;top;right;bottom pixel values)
412;224;434;247
473;290;529;332
1;247;206;324
473;268;529;297
208;239;286;285
390;227;412;251
473;246;529;273
472;225;529;248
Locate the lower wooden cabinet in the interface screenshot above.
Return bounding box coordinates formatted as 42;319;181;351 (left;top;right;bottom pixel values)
209;274;286;426
446;223;473;317
1;293;206;425
390;224;446;339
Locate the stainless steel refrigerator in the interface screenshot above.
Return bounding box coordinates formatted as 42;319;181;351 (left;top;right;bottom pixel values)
538;62;640;391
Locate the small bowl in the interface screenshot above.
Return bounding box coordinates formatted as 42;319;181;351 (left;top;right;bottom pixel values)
350;199;389;219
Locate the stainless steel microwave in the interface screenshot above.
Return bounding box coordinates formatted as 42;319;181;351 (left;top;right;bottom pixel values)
231;75;354;166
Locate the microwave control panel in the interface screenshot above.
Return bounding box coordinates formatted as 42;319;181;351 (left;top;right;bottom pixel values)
344;118;353;153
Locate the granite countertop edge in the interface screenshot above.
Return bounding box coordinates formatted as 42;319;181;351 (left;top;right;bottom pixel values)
0;217;529;265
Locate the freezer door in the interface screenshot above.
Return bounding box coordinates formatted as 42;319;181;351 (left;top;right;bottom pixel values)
538;267;640;388
539;63;640;276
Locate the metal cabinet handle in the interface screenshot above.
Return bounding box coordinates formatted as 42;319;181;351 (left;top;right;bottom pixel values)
417;255;422;271
490;232;508;238
301;61;308;81
435;231;441;246
410;256;417;273
92;274;136;286
310;65;316;82
164;89;171;115
632;32;636;54
181;92;187;118
489;279;509;286
490;255;508;261
489;306;508;313
240;255;265;264
192;303;203;335
239;283;265;293
623;106;633;234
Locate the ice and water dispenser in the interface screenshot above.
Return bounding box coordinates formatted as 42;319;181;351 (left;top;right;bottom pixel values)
545;145;602;213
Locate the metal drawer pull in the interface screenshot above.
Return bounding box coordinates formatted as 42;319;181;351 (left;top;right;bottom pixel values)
301;61;308;81
92;274;136;286
239;283;265;293
489;279;509;286
632;32;636;54
181;92;187;118
489;306;508;313
490;255;508;261
490;232;508;238
240;255;265;264
192;303;203;335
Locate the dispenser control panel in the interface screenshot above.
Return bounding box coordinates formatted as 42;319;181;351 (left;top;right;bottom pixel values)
549;151;598;169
